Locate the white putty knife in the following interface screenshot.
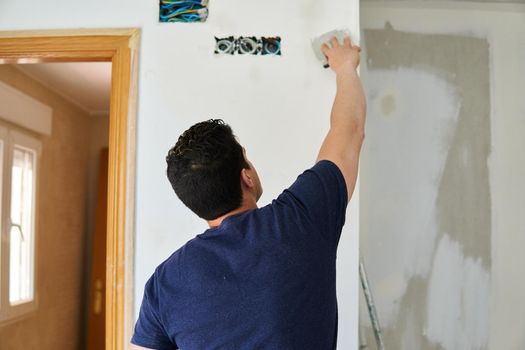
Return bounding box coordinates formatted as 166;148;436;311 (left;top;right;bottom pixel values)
311;29;355;68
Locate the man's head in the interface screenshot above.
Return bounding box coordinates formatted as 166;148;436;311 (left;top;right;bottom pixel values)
166;119;262;220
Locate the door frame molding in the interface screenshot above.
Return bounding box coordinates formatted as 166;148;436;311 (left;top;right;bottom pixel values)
0;29;139;350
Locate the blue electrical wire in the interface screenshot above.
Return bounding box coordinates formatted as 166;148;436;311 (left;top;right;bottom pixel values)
159;0;208;23
161;1;203;8
159;7;192;20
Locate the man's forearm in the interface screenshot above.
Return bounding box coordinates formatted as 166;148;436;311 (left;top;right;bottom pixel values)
330;69;366;141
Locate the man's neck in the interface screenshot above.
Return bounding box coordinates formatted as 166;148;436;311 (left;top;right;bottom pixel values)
207;201;257;229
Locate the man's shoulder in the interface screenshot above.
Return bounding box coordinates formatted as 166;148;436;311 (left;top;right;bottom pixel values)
153;236;201;277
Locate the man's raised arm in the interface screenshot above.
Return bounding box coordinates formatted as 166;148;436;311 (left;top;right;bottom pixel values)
317;36;366;202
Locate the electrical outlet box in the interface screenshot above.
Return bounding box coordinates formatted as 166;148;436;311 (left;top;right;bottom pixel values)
261;37;281;56
237;37;260;55
215;36;236;55
214;36;281;56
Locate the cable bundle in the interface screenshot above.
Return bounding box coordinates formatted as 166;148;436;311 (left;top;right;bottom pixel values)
159;0;209;23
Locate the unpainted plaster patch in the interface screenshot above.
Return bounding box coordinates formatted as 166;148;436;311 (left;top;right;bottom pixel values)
381;94;396;115
362;24;491;350
363;0;525;3
363;276;445;350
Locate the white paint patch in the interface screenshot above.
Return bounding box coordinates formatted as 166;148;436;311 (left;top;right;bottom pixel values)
426;234;490;350
402;310;422;350
362;68;460;326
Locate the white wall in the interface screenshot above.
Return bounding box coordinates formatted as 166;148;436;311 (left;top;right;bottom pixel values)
0;1;360;348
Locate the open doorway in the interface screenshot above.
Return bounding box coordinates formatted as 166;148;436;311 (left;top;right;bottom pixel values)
0;62;110;349
0;31;138;350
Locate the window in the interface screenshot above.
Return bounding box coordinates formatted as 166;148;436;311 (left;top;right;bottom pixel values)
0;125;41;323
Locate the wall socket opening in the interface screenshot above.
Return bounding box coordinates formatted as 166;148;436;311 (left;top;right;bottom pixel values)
215;36;281;56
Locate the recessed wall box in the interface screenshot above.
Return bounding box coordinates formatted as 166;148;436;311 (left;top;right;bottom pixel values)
261;37;281;56
159;0;209;23
215;36;236;55
237;37;260;55
214;36;282;56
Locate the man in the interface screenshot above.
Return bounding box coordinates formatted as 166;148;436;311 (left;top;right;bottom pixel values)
132;36;366;349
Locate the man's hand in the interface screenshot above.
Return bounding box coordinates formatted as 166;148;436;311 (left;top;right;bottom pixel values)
321;36;361;74
317;36;366;202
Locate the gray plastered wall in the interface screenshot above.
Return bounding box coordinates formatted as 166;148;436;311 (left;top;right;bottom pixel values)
362;0;525;3
360;24;492;349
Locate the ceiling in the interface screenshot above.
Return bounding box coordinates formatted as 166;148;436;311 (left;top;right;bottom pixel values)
15;62;112;116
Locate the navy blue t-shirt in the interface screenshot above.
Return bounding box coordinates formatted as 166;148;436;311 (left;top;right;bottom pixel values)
132;160;348;349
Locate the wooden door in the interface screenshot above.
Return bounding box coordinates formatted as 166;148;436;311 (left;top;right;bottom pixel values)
87;148;109;350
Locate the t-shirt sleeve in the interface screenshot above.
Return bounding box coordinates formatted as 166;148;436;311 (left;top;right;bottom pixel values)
276;160;348;246
131;272;178;350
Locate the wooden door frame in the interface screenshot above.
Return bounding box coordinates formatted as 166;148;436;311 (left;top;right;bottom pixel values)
0;29;139;350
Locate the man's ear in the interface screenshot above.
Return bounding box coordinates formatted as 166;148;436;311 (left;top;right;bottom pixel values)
241;168;254;188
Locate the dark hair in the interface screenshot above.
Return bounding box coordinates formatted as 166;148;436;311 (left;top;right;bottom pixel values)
166;119;249;220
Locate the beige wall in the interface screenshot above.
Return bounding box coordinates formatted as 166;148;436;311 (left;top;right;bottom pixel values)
0;65;96;349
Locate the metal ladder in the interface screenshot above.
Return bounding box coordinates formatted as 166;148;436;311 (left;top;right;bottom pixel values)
359;258;385;350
